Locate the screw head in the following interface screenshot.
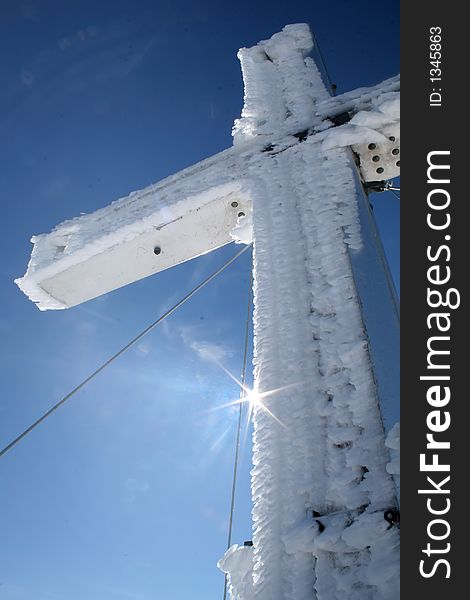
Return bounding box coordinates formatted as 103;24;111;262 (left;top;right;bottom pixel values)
384;508;400;526
368;143;376;150
231;201;238;208
372;155;380;162
153;246;162;255
376;167;384;174
392;148;399;155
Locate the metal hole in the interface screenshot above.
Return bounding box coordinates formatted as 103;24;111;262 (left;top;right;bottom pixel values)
384;508;400;526
389;136;396;142
334;441;352;449
238;212;245;217
372;155;380;162
392;148;399;155
368;143;376;150
231;201;238;208
376;167;384;174
396;160;400;167
153;246;162;255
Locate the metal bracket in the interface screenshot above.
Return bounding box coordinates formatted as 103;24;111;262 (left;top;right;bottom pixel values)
352;123;400;183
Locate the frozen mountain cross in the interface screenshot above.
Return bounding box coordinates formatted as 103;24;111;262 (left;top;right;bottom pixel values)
17;25;400;600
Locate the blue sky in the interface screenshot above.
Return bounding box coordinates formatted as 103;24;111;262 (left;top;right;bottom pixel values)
0;1;399;599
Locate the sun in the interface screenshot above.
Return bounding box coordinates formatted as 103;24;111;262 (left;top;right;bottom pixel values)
243;388;262;408
196;352;299;431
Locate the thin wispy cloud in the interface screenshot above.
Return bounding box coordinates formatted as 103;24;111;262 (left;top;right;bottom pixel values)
124;477;150;503
76;304;118;325
189;339;233;364
179;324;233;365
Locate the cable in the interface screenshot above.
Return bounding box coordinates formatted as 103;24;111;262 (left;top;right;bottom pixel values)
0;243;252;459
310;27;335;95
223;257;253;600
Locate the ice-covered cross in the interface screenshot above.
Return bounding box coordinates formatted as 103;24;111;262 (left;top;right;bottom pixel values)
17;24;400;600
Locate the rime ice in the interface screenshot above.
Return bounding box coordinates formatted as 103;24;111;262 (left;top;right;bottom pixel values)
221;25;400;600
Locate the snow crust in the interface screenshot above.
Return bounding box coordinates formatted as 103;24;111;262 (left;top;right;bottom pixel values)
233;24;329;144
321;124;386;151
218;545;254;600
230;209;254;245
315;76;400;120
16;149;253;309
321;93;399;152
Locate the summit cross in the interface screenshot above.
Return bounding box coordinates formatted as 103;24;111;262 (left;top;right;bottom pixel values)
17;24;400;600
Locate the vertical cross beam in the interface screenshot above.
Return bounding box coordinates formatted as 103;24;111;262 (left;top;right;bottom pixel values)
220;25;399;600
